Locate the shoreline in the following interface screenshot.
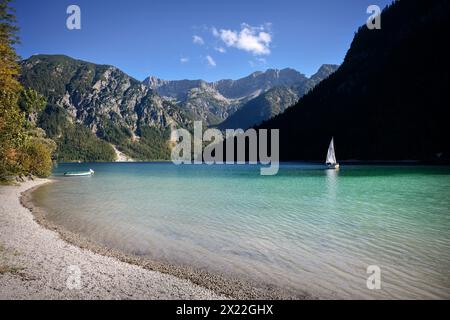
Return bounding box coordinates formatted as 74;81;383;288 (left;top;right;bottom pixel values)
2;178;305;299
0;179;222;299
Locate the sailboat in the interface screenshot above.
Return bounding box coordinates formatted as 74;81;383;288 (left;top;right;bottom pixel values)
326;137;340;170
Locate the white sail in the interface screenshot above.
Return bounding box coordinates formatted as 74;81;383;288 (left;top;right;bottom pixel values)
326;138;337;165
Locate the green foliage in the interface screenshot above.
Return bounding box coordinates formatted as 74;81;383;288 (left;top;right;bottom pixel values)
97;119;132;145
0;102;27;178
121;126;171;160
94;116;172;160
19;137;55;177
57;124;117;162
38;105;116;162
0;0;55;181
18;87;46;114
98;123;172;161
37;104;67;137
0;0;18;43
0;0;20;95
37;102;173;162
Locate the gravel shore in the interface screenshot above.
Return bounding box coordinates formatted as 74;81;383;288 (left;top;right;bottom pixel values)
0;179;224;300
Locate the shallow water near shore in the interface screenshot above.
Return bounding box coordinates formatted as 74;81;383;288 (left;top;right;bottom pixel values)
31;163;450;299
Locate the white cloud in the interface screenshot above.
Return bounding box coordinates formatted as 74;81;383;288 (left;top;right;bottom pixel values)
215;47;226;53
206;55;216;67
180;57;189;63
213;23;272;56
193;35;204;45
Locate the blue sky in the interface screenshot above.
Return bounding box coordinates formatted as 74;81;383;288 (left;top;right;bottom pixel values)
14;0;392;81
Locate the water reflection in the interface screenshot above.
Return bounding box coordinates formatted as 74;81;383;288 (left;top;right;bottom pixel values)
326;169;338;200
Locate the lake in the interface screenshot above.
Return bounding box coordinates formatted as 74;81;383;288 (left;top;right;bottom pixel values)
31;163;450;299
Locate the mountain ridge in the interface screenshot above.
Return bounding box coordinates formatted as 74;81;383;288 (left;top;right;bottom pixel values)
145;67;318;100
144;65;338;126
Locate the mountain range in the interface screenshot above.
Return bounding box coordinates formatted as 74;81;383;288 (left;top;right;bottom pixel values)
20;55;336;161
20;55;192;161
145;66;338;127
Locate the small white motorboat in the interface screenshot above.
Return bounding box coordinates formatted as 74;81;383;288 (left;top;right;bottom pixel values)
64;169;95;176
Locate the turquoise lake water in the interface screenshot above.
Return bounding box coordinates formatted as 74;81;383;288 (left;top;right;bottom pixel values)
32;163;450;299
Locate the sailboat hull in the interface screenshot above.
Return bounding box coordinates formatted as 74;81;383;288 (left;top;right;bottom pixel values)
326;163;340;170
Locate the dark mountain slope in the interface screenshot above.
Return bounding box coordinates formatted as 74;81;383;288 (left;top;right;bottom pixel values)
218;65;338;130
217;86;299;130
259;0;450;162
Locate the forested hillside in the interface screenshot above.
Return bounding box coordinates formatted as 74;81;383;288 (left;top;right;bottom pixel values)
259;0;450;162
20;55;193;161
